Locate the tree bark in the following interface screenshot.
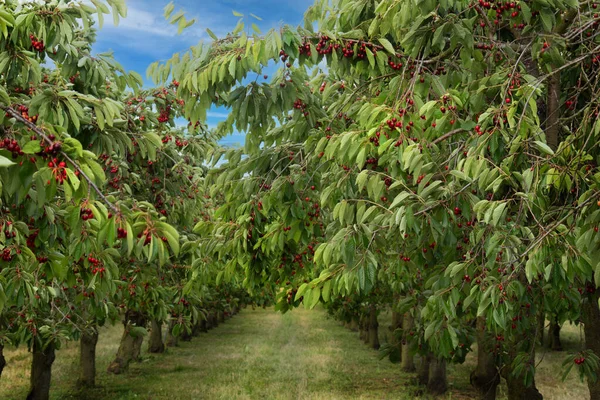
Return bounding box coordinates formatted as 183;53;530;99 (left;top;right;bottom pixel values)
428;357;448;395
180;325;193;342
107;311;147;374
166;319;179;347
359;315;369;343
505;371;543;400
349;318;359;332
470;317;500;400
504;346;543;400
391;310;403;332
148;319;165;353
538;311;546;346
401;314;415;372
417;353;431;386
218;311;225;323
368;305;380;350
583;290;600;400
78;328;99;388
210;312;218;328
548;318;562;351
0;343;6;379
26;341;56;400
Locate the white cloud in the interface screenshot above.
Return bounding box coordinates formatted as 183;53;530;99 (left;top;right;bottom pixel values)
207;111;230;119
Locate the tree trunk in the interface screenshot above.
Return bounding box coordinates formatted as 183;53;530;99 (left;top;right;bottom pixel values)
78;328;99;388
218;311;225;323
360;315;369;344
401;314;415;372
538;311;546;346
428;357;448;395
417;353;431;386
210;312;218;328
148;320;165;353
583;290;600;400
180;325;193;342
166;319;179;347
470;317;500;400
505;372;543;400
391;310;403;332
349;317;359;332
192;321;202;337
0;343;6;379
504;347;543;400
199;319;208;333
26;341;55;400
548;318;562;351
368;304;380;350
107;311;146;374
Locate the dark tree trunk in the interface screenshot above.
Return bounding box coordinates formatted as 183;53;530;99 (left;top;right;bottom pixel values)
180;325;193;342
401;314;415;372
191;321;202;337
428;357;448;395
470;317;500;400
391;310;403;332
359;315;368;343
199;319;208;333
417;353;431;386
538;311;546;346
368;305;380;350
107;311;147;374
0;343;6;379
148;320;165;353
548;318;562;351
349;318;359;332
218;311;225;323
583;291;600;400
505;372;543;400
166;319;179;347
503;347;543;400
78;328;99;388
210;312;218;328
26;341;55;400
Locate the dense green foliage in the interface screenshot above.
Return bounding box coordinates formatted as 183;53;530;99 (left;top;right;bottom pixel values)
2;0;600;399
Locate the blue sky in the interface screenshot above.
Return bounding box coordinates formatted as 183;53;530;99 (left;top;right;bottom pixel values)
93;0;313;147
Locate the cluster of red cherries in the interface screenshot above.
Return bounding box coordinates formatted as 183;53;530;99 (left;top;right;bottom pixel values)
80;208;94;221
29;34;45;52
0;137;23;159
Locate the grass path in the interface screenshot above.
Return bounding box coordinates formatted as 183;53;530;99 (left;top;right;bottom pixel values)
1;308;590;399
0;308;416;400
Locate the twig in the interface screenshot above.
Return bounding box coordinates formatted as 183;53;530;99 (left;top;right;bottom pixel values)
1;105;120;214
429;128;467;146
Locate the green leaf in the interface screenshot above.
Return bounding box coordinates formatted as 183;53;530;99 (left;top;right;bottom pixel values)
534;140;554;156
21;140;42;154
0;155;15;168
206;28;218;40
129;326;148;338
232;10;243;17
378;38;396;54
164;2;175;19
66;169;80;190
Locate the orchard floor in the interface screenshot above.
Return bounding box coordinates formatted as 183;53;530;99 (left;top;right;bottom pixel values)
0;308;590;400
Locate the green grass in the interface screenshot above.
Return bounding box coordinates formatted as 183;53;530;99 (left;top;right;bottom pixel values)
0;308;591;399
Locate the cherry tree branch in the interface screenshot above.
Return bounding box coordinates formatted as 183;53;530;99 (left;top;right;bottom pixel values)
1;105;120;214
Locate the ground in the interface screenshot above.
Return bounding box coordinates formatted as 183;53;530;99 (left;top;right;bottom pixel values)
0;307;590;399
